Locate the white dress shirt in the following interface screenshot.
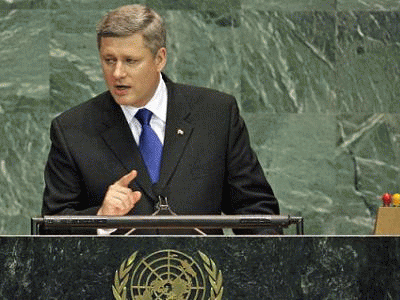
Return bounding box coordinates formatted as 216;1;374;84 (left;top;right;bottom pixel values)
120;74;168;146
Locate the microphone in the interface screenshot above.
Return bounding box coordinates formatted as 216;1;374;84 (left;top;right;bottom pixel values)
152;186;207;236
152;184;175;215
152;195;176;216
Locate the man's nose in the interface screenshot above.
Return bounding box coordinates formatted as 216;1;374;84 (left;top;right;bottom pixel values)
113;61;127;78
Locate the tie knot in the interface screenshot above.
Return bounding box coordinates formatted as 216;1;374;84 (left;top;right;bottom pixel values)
135;108;153;126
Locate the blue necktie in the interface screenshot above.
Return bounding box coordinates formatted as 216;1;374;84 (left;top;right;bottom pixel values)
135;108;163;183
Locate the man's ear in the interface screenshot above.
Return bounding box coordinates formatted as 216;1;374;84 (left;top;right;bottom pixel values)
155;47;167;71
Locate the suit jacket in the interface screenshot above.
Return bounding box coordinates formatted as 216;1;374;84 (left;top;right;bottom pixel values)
42;76;280;234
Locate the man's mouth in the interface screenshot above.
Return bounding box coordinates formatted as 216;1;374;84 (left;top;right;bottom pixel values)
115;85;130;90
113;85;131;97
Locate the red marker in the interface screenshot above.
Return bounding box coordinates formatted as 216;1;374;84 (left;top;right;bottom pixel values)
382;193;392;207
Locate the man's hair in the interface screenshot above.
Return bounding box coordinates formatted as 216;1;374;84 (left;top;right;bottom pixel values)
96;4;166;56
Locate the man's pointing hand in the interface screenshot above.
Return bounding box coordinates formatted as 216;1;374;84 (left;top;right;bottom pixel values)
97;170;141;216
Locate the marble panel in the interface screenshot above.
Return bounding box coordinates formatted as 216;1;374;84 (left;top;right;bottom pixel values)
335;113;400;232
336;11;400;113
240;10;337;113
338;0;400;11
0;113;50;235
0;0;48;9
49;0;145;10
147;0;240;10
164;10;241;101
49;9;106;113
244;113;400;235
0;9;50;113
241;0;336;11
244;113;343;234
0;9;50;235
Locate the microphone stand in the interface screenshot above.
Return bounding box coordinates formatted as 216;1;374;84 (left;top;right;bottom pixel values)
124;196;207;236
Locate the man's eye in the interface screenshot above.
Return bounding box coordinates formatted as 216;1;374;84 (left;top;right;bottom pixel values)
104;58;116;64
126;59;138;64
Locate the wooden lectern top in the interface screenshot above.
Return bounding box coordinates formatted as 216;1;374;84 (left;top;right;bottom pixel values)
374;207;400;235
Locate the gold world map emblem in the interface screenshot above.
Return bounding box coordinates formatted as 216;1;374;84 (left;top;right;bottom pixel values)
112;249;223;300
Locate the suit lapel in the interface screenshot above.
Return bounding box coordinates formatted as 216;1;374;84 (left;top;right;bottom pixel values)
157;80;194;193
95;93;156;201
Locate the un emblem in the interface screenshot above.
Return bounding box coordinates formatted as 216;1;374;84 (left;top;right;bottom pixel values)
112;249;223;300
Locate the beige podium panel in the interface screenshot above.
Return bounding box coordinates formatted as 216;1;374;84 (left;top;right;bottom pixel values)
374;207;400;235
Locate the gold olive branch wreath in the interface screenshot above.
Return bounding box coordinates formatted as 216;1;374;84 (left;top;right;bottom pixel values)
198;251;224;300
112;250;223;300
112;251;137;300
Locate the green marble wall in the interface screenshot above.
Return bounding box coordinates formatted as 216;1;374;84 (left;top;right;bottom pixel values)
1;0;399;235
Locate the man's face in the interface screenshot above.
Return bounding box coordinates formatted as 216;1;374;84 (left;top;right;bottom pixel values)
99;33;166;107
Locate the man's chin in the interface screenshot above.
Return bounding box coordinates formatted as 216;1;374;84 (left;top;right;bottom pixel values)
110;93;143;107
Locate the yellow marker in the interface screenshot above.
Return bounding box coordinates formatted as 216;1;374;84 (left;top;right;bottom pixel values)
392;193;400;207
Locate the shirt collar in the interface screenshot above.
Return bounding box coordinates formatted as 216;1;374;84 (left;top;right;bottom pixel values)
120;73;168;123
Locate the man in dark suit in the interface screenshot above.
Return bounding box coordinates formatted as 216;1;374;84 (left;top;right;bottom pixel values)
42;4;280;234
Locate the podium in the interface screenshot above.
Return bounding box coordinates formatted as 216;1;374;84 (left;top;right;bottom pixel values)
1;234;400;299
0;215;391;299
